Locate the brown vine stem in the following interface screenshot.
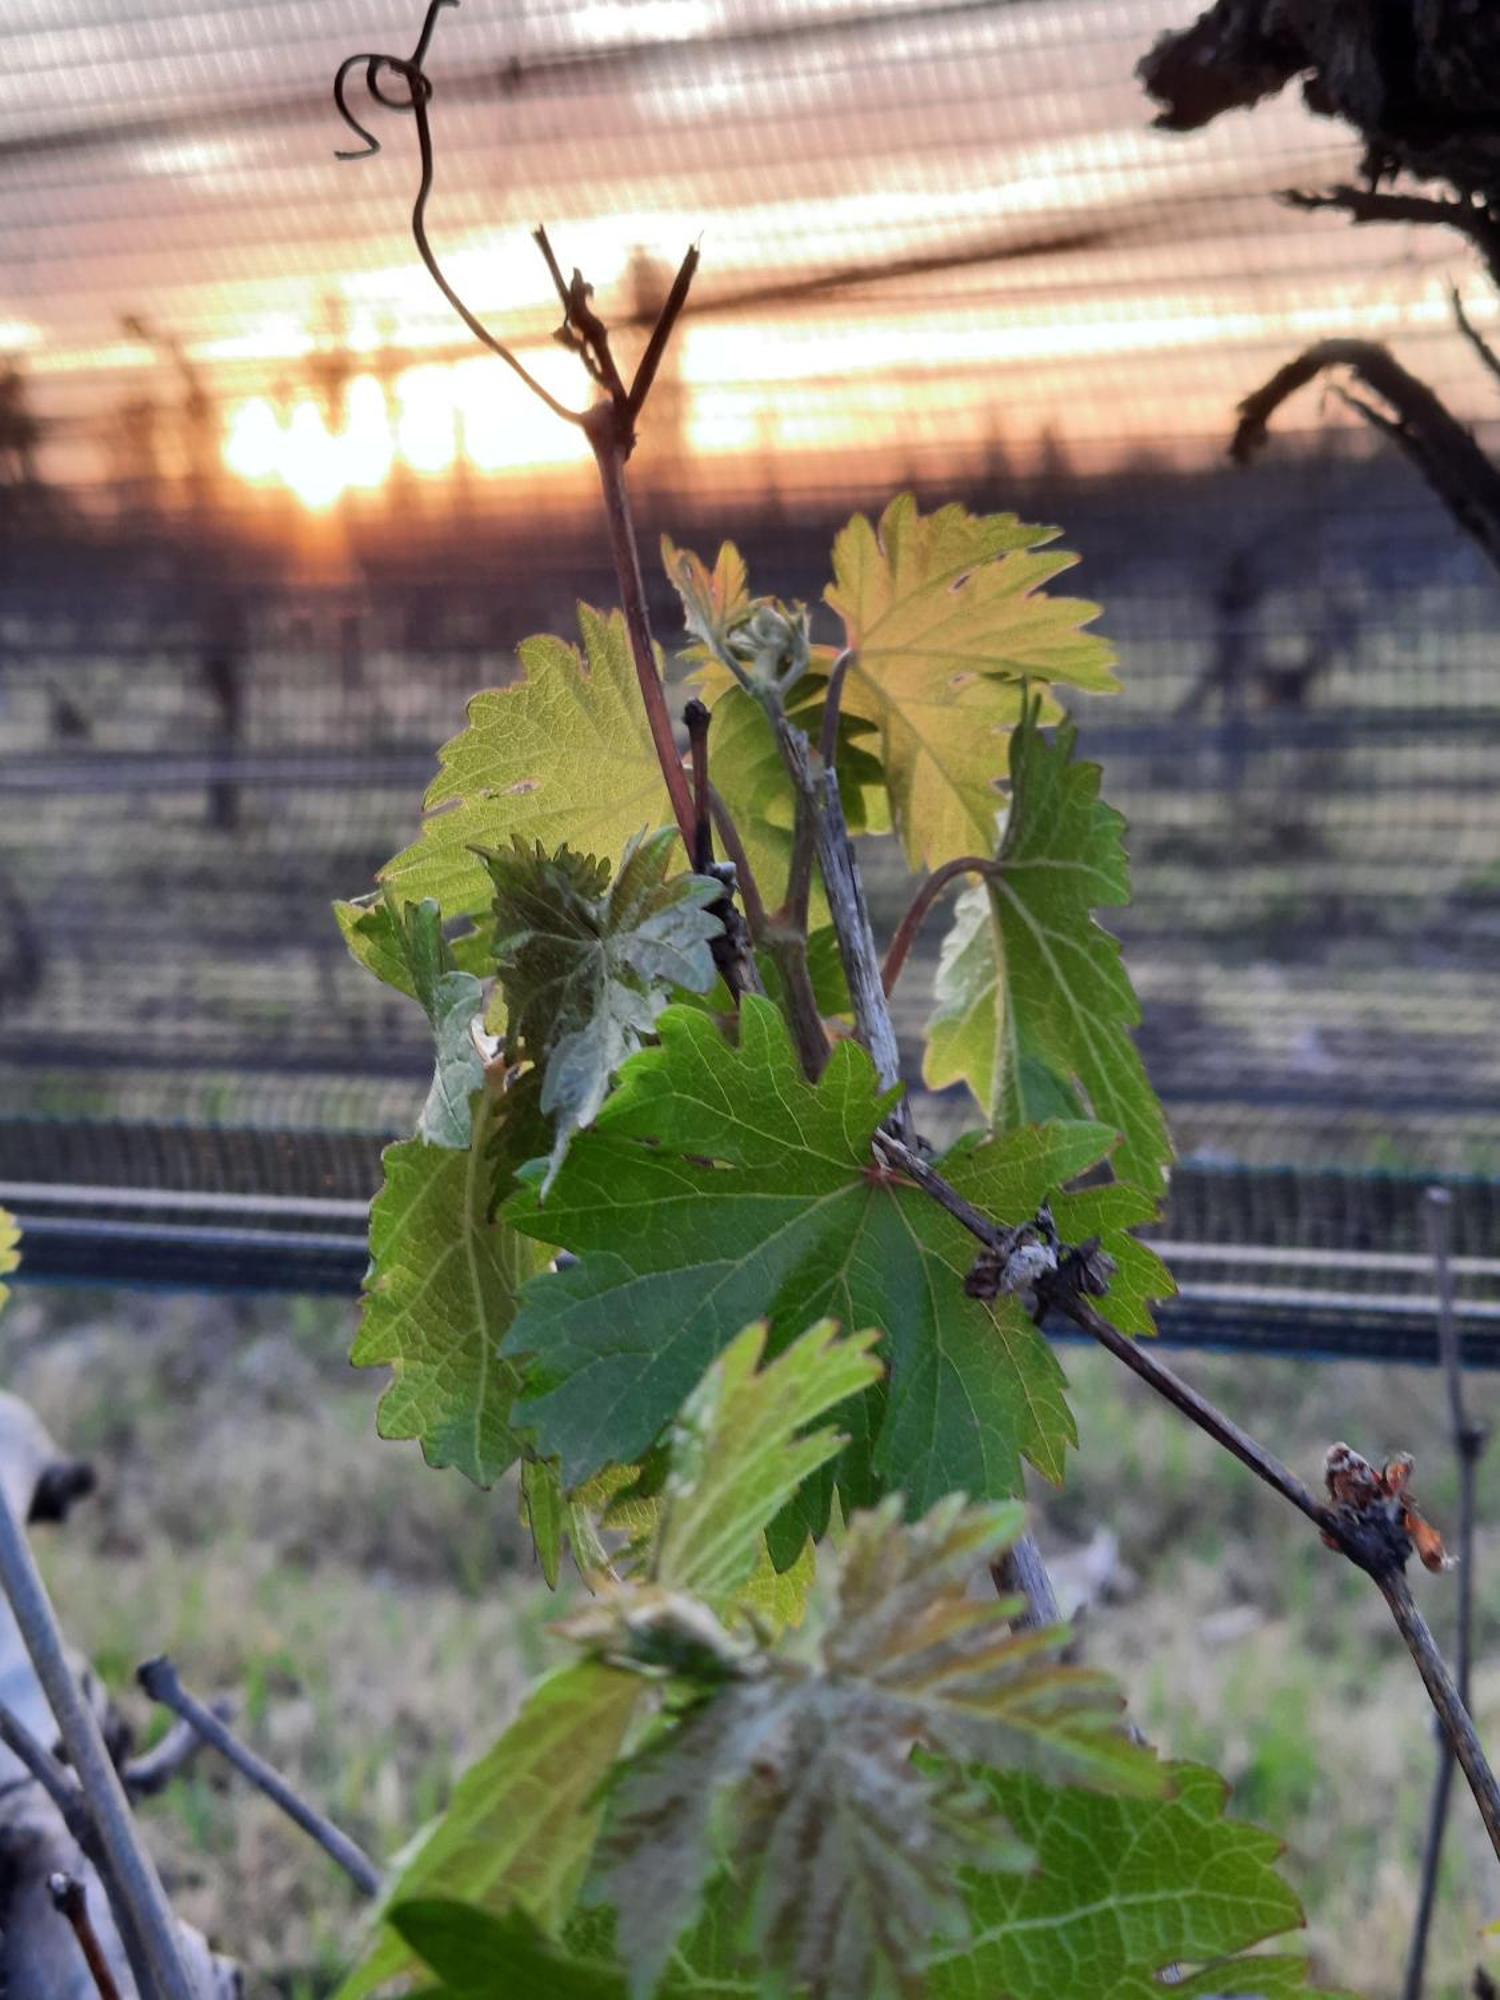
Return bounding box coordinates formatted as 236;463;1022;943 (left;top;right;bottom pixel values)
586;408;699;856
1403;1188;1489;2000
682;703;766;1008
0;1696;88;1835
1452;286;1500;397
706;786;768;939
626;242;700;423
1380;1566;1500;1863
1037;1241;1500;1860
1230;337;1500;579
333;2;584;428
684;699;714;874
764;719;1072;1617
991;1539;1060;1632
50;1873;124;2000
334;0;705;864
875;1128;1500;1854
1280;186;1500;290
1050;1285;1346;1540
881;854;999;997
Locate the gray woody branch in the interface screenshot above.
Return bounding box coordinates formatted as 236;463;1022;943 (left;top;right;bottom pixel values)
0;1480;199;2000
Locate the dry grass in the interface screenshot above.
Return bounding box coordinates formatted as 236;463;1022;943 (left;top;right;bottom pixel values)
2;1286;562;1995
4;1285;1500;1995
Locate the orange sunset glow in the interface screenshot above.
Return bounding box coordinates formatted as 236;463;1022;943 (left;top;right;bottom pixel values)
9;0;1500;516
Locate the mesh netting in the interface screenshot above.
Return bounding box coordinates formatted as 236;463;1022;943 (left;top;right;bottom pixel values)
3;0;1499;1331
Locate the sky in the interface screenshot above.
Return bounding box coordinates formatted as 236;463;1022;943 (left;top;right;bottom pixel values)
3;0;1497;509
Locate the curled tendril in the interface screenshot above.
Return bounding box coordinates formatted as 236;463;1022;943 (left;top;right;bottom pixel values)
331;0;586;425
333;0;454;160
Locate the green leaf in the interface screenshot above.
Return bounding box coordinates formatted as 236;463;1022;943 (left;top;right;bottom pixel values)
388;1767;1329;2000
389;1896;766;2000
337;1662;644;2000
381;607;673;923
505;997;1123;1520
595;1496;1158;2000
354;1089;552;1486
654;1319;882;1611
930;1761;1335;2000
925;710;1172;1198
487;829;722;1189
826;494;1116;868
392;1902;628;2000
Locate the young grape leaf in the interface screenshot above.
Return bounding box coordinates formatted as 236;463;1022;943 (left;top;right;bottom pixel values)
595;1495;1159;2000
520;1455;570;1590
335;894;489;1148
381;608;673;923
527;1323;869;1619
486;829;722;1189
662;538;888;913
925;709;1172;1198
930;1761;1335;2000
660;537;751;666
354;1088;552;1486
825;494;1117;868
504;997;1122;1517
654;1319;882;1609
337;1662;644;2000
335;892;492;1001
521;1457;665;1592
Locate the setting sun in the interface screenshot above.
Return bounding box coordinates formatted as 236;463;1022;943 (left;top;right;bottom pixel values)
220;348;604;507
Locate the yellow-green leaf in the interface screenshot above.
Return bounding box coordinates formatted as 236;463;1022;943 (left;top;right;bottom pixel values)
654;1319;882;1612
660;538;750;667
382;607;672;922
337;1662;643;2000
355;1091;552;1486
826;494;1116;867
0;1210;17;1314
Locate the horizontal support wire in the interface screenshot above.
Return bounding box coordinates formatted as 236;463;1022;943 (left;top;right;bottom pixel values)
7;1192;1500;1362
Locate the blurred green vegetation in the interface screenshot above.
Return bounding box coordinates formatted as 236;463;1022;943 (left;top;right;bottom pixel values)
3;1285;1498;1994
